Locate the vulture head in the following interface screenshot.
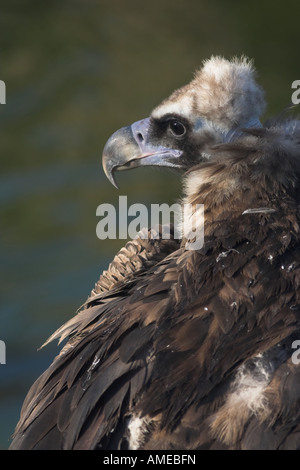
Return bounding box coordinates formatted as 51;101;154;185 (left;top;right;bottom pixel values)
103;56;265;188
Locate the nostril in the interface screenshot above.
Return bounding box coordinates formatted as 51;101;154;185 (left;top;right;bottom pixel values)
136;132;144;142
131;118;150;146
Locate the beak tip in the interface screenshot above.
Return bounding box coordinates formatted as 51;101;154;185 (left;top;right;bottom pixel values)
102;151;120;189
103;166;119;189
111;178;119;190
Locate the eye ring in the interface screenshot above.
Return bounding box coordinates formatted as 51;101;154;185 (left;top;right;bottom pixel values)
169;120;186;137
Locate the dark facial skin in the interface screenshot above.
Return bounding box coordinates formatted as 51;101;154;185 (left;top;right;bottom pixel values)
102;113;219;188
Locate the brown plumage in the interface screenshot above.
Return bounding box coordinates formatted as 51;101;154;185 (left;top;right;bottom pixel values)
10;57;300;450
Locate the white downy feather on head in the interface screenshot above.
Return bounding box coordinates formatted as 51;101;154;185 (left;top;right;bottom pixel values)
152;56;266;137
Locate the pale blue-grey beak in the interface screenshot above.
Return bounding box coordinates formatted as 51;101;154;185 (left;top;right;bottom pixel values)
102;118;182;188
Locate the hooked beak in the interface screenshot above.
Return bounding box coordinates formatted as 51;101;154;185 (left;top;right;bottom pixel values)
102;117;182;188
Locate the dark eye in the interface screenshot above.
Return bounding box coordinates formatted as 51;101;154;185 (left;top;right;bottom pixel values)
169;120;186;137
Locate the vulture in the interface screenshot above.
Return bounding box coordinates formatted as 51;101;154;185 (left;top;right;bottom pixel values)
10;56;300;450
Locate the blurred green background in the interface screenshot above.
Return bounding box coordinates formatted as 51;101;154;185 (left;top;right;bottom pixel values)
1;0;299;449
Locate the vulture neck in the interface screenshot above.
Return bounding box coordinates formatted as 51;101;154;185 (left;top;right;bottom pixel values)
181;127;300;245
205;116;262;143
